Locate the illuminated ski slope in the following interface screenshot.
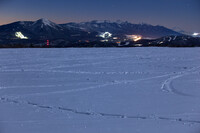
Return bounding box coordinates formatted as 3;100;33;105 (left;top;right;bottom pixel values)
0;48;200;133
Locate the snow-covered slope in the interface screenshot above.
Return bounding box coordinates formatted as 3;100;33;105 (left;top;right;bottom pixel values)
0;48;200;133
62;20;182;38
31;18;62;30
149;35;200;47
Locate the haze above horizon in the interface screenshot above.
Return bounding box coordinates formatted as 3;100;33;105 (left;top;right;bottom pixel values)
0;0;199;33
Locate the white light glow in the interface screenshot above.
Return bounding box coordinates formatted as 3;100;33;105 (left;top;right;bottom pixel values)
15;32;28;39
126;35;142;42
113;37;118;40
159;41;164;44
99;32;112;39
193;33;199;36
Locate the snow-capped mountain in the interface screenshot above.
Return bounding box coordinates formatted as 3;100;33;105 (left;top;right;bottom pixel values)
0;18;182;40
31;18;62;31
29;18;70;40
0;18;89;40
62;20;182;38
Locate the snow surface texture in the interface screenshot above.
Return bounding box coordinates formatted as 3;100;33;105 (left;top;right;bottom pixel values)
0;48;200;133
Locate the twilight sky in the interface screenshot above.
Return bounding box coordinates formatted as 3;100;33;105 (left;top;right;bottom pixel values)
0;0;199;33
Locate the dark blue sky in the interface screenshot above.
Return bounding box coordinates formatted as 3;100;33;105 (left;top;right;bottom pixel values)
0;0;199;33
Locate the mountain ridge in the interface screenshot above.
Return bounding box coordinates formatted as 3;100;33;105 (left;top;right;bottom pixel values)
0;18;182;40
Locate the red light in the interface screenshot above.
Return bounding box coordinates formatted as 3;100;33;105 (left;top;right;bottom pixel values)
46;40;49;46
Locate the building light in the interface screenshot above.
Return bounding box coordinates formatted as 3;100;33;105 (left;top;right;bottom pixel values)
15;32;28;39
116;41;121;44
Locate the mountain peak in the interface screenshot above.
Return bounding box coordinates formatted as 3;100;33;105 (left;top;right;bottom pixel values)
36;18;53;26
32;18;62;29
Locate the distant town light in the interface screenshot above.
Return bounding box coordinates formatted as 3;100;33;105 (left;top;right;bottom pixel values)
113;37;118;40
135;44;143;47
193;33;199;36
15;32;28;39
99;32;112;39
126;35;142;42
159;41;164;44
100;39;109;42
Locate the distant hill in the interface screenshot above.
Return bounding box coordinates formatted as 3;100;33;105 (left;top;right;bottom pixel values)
148;35;200;47
1;35;200;48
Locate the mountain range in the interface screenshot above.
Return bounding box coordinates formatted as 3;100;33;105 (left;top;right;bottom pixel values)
0;18;182;41
1;18;200;48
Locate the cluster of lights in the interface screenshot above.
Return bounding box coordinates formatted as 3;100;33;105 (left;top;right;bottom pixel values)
15;32;28;39
126;35;142;42
99;32;112;39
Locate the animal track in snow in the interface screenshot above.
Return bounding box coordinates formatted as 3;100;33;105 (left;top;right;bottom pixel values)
161;66;200;97
1;97;200;125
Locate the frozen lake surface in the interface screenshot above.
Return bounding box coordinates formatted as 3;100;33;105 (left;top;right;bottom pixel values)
0;48;200;133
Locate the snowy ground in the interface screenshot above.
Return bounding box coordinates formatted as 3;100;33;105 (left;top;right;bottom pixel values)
0;48;200;133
